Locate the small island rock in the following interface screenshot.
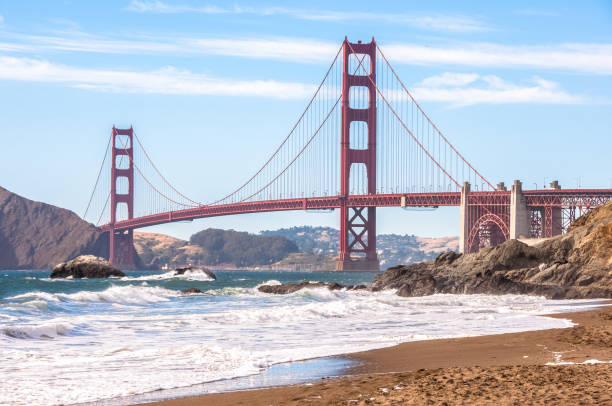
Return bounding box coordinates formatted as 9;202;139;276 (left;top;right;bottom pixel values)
174;266;216;280
51;255;126;278
181;287;204;294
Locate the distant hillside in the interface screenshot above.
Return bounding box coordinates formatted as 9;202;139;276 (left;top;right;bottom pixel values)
134;226;458;270
261;226;458;268
0;186;108;269
135;229;299;269
134;232;205;269
190;228;299;266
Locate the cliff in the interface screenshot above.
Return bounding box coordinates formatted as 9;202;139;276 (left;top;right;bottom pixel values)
0;186;108;269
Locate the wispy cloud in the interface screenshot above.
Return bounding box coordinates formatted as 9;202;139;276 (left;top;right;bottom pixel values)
0;56;316;98
2;30;612;75
3;33;338;63
413;72;585;106
0;55;589;106
419;72;480;88
0;15;4;25
384;42;612;75
125;1;490;32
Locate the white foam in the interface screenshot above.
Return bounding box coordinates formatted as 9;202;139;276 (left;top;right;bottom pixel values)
122;270;215;282
546;359;612;365
7;285;180;306
2;321;74;339
0;287;606;406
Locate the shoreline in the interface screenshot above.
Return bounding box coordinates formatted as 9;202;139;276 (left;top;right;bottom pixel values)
140;301;612;405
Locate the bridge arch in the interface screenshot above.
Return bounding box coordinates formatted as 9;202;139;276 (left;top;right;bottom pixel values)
466;213;510;254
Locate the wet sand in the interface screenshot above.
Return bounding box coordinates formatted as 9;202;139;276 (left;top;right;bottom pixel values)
142;305;612;405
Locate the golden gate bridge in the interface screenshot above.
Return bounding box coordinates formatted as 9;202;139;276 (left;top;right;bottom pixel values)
82;38;612;270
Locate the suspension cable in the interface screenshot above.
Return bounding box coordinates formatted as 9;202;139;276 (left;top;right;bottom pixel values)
209;44;344;205
133;131;203;207
347;42;461;188
376;44;495;190
83;132;112;219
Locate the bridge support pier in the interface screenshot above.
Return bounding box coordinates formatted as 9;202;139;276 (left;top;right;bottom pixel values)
459;182;470;253
510;180;530;240
110;229;135;270
336;37;379;272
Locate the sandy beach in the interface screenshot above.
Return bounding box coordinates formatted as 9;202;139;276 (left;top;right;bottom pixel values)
142;304;612;405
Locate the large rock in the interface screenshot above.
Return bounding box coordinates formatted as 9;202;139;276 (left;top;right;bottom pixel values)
51;255;126;278
258;281;367;294
174;266;216;280
372;201;612;300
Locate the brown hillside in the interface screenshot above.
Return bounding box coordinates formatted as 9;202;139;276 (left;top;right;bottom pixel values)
0;186;108;269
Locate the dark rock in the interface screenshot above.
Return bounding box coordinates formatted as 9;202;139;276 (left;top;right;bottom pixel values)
174;266;216;280
181;287;203;294
396;274;437;297
371;201;612;300
258;281;367;294
50;255;125;278
434;251;461;265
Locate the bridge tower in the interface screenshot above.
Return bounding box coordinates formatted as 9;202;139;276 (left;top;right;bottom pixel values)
109;126;136;269
336;38;380;271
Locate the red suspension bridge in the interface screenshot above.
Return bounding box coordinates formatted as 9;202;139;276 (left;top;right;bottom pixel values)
83;38;612;270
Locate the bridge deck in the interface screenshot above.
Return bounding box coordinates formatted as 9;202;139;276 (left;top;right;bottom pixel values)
101;189;612;232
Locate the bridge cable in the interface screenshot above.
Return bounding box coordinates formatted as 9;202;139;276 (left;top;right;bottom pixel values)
132;131;203;207
83;132;112;220
235;52;369;203
347;42;461;189
376;45;495;191
207;43;344;206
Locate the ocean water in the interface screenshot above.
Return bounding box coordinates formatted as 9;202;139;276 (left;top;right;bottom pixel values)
0;269;607;406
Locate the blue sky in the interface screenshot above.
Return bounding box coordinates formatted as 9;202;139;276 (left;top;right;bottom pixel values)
1;0;611;239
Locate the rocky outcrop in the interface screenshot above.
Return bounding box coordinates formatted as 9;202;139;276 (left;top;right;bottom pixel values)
174;266;216;280
0;186;109;269
50;255;125;278
372;202;612;299
258;281;367;294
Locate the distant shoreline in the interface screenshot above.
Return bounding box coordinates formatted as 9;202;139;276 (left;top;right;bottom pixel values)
140;301;612;406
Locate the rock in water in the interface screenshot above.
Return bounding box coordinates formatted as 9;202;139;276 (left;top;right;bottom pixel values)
174;266;216;280
51;255;126;278
181;287;203;294
258;281;367;294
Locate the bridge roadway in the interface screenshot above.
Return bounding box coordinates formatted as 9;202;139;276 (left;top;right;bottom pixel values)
100;188;612;232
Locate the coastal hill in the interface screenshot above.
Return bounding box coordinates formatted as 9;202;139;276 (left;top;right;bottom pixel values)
0;186;108;269
0;184;458;270
261;226;458;268
135;226;458;270
135;228;299;269
372;201;612;299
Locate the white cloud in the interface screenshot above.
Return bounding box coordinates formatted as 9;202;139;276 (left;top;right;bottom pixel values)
0;56;316;98
0;56;588;106
419;72;479;87
126;1;490;32
3;30;612;75
5;33;338;63
384;42;612;75
412;73;584;106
